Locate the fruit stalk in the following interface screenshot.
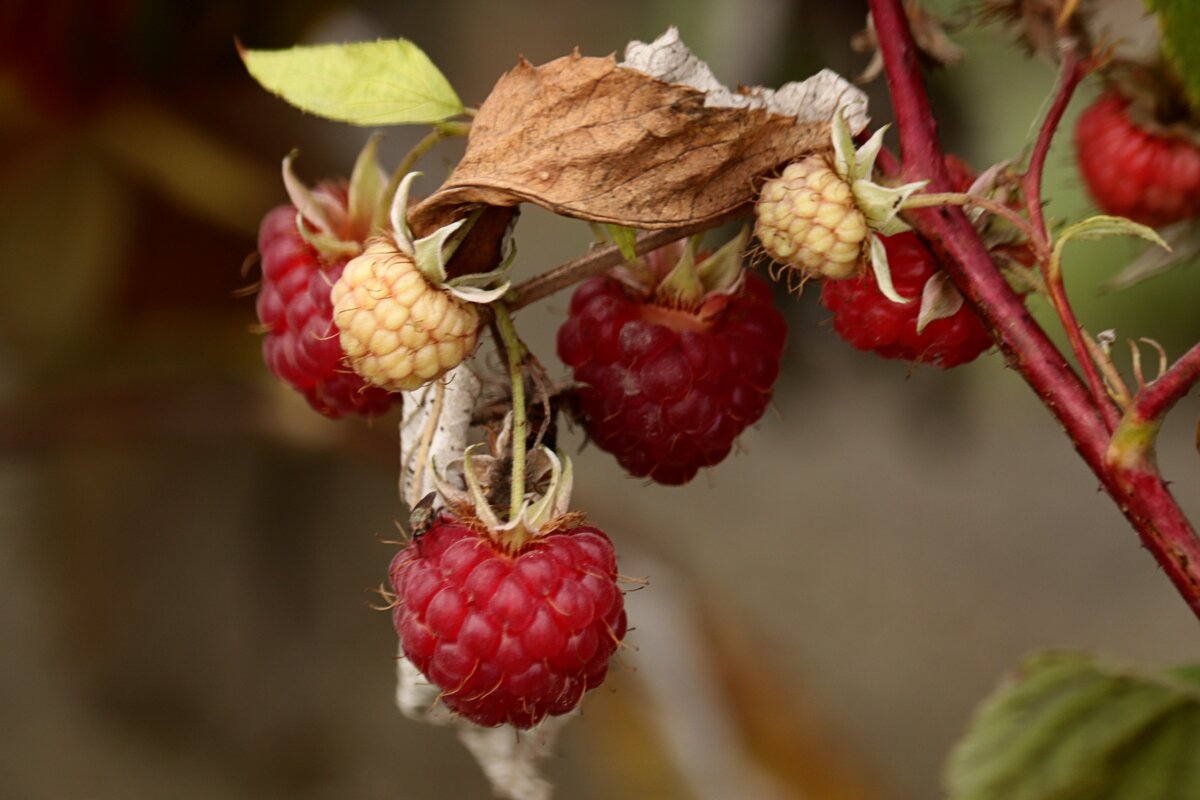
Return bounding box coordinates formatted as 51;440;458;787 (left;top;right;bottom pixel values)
902;192;1048;259
376;122;471;230
493;302;527;521
868;0;1200;621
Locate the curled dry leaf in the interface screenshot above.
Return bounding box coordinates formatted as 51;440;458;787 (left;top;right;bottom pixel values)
410;34;865;238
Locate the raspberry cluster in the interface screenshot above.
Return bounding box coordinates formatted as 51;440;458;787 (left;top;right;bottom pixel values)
558;272;786;485
256;204;395;418
391;515;626;728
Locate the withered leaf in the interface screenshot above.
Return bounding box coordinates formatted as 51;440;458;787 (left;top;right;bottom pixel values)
410;52;829;235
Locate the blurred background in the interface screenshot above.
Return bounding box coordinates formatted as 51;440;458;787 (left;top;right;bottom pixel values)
2;1;1198;799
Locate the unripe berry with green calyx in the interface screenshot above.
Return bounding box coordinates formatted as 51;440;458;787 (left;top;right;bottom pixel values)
755;111;927;304
331;173;512;392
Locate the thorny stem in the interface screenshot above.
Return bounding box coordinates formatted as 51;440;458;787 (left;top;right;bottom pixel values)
1127;341;1200;425
492;302;527;522
869;0;1200;621
508;209;747;310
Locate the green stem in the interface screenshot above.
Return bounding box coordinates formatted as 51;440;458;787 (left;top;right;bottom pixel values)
375;123;470;231
902;192;1048;260
492;302;526;522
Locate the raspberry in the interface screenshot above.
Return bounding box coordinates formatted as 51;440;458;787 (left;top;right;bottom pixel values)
1075;92;1200;228
557;271;787;485
754;112;927;304
331;237;481;391
820;231;992;368
256;203;396;418
390;514;626;728
756;155;868;279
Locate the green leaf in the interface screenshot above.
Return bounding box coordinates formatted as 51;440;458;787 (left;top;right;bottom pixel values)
240;39;464;125
1051;215;1169;279
945;652;1200;800
1147;0;1200;106
605;224;640;266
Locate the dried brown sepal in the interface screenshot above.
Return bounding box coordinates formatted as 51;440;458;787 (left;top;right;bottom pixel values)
409;52;829;235
980;0;1093;61
441;499;587;551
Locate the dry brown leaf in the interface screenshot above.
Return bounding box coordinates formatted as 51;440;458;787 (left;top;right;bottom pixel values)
410;52;830;237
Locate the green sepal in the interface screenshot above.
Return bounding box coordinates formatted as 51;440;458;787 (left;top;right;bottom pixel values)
294;211;360;260
915;272;963;334
389;171;421;257
606;224;640;266
831;110;860;180
445;240;516;304
461;444;501;531
655;236;704;306
281;150;339;235
347;133;387;235
412;218;467;283
239;38;464;125
695;226;750;294
856;178;927;234
868;234;910;304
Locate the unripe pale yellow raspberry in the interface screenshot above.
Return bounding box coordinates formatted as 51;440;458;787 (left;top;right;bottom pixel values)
755;156;868;280
332;238;480;392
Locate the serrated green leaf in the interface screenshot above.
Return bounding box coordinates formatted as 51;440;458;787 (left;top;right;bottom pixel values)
1051;215;1170;279
240;39;463;125
945;652;1200;800
605;224;640;266
1147;0;1200;107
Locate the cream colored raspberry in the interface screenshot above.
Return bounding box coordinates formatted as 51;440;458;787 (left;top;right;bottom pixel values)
755;111;928;304
755;156;868;280
332;238;480;392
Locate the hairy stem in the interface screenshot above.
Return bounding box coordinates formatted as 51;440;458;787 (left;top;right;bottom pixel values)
1024;49;1120;431
508;209;747;310
376;123;470;230
869;0;1200;620
903;192;1048;260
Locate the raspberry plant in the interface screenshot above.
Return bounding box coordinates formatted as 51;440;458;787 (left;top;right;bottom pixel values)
240;2;1200;797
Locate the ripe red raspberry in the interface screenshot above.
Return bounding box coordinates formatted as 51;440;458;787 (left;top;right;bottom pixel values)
1075;92;1200;228
820;231;992;368
557;271;787;485
256;203;395;418
390;514;626;728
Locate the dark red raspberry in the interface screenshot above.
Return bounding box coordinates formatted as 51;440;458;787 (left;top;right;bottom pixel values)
256;204;395;418
820;231;992;368
557;272;787;485
1075;92;1200;227
390;515;626;728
